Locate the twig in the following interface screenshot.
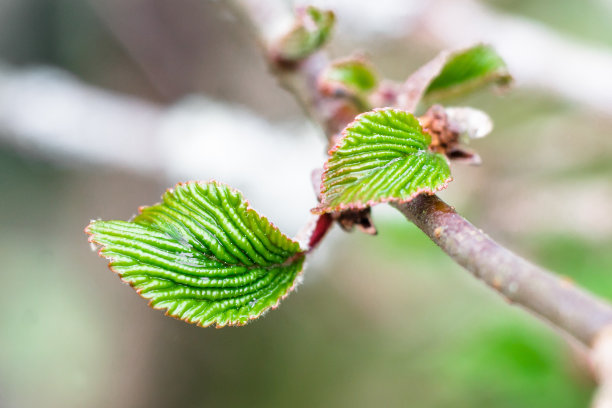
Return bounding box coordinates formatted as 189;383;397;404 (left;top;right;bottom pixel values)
228;0;361;147
394;195;612;346
230;0;612;352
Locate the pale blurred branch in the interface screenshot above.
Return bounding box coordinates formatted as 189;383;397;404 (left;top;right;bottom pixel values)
0;65;163;172
0;63;324;232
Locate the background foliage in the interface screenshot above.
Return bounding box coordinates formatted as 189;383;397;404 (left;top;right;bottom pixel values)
1;0;611;407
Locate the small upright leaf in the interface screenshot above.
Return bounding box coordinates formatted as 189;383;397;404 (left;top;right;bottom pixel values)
319;56;379;96
273;6;335;63
314;108;452;214
86;181;305;327
424;44;512;101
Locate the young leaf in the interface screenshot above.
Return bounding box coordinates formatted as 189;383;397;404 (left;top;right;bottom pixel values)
314;108;452;214
86;181;305;328
319;56;379;96
273;6;335;63
424;44;512;101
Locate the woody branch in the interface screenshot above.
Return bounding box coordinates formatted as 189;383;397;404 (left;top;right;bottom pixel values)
229;0;612;351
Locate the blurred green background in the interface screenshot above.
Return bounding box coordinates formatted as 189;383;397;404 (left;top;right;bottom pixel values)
1;0;611;407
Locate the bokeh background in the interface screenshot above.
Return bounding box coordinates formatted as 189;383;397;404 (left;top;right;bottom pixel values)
1;0;612;407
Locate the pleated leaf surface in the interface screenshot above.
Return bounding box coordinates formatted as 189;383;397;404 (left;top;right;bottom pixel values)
315;108;451;214
87;181;304;327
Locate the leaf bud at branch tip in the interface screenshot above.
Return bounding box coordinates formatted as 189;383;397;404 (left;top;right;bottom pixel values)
269;6;335;66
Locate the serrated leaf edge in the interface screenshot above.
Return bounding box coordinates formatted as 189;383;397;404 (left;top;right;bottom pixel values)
85;180;306;328
313;108;453;215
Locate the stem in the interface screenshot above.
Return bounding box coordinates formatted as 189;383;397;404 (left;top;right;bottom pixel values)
228;0;360;146
229;0;612;349
394;195;612;346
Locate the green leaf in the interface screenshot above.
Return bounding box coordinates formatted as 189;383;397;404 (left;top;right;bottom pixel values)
424;44;512;101
320;57;378;95
86;181;305;327
314;109;452;214
274;6;335;62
